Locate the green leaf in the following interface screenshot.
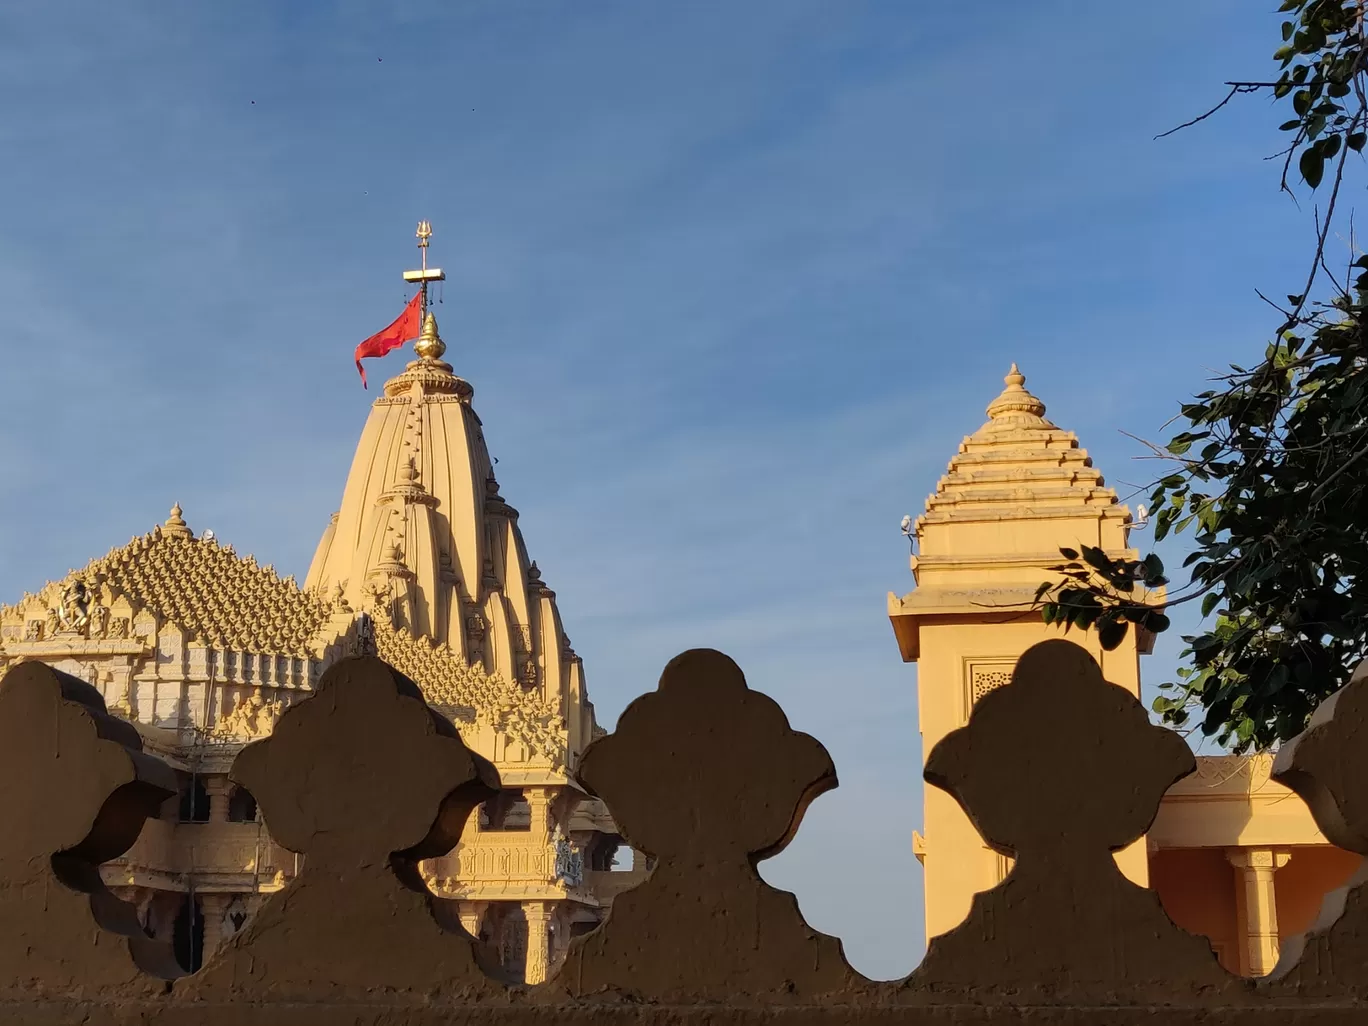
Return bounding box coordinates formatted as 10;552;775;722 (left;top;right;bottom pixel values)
1143;611;1171;634
1098;618;1129;651
1201;592;1220;617
1300;146;1325;188
1191;634;1220;654
1081;545;1110;572
1058;547;1079;560
1321;133;1342;158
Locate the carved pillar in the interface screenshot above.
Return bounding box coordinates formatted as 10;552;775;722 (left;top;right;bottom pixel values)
526;787;554;840
205;776;231;823
458;900;489;941
1227;848;1291;976
522;901;551;985
198;893;231;959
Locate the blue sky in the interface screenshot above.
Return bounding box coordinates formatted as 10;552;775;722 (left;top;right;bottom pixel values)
0;1;1318;979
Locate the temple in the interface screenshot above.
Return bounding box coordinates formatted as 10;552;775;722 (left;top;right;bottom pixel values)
0;233;1361;982
890;366;1363;976
0;231;645;982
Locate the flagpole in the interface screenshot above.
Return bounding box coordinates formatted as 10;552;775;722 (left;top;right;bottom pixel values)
401;219;443;345
416;220;432;323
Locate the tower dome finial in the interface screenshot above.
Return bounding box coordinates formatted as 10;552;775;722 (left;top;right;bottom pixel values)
986;363;1046;421
414;312;446;361
163;502;193;540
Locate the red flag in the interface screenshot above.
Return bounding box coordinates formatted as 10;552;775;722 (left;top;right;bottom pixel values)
355;292;423;388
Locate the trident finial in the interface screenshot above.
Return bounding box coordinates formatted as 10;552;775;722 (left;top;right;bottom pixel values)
403;221;446;291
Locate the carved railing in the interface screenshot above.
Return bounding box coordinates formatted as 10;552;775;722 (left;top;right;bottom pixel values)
2;641;1368;1024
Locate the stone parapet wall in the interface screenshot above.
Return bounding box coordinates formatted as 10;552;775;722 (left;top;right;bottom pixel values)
0;645;1366;1025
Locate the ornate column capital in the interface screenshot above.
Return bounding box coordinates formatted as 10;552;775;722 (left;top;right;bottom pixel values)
1225;847;1292;872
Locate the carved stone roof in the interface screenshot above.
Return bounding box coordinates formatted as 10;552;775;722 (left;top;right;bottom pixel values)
915;364;1127;534
890;366;1147;662
1;506;333;657
372;620;566;770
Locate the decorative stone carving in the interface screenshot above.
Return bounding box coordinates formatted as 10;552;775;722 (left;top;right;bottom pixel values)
554;829;583;888
353;611;377;658
518;656;538;689
24;620;42;641
464;607;487;649
52;580;95;635
88;601;110;639
969;663;1014;706
214;687;284;741
371;620;567;771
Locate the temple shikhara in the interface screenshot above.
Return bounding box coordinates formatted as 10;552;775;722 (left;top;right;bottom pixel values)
0;228;644;983
0;227;1360;984
889;365;1362;977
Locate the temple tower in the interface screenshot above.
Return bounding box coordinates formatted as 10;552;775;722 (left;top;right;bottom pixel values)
303;230;631;979
888;366;1156;942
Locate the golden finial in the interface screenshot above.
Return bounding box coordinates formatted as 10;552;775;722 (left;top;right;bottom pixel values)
986;363;1047;421
415;311;447;360
416;220;432;247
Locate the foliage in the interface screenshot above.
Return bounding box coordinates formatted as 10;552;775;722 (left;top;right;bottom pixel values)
1036;0;1368;752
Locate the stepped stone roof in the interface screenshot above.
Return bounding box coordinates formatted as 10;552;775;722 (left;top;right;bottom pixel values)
1;505;334;657
915;363;1125;534
372;623;567;769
